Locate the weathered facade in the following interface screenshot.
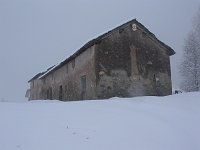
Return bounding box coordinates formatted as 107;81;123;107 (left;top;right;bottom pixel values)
27;19;175;101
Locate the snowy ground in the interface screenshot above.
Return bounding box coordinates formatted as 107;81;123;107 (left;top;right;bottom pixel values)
0;92;200;150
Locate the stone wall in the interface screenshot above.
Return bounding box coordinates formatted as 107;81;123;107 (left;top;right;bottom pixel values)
29;79;43;100
95;23;172;98
30;45;96;101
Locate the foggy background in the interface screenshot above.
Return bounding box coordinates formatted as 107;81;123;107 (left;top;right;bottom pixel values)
0;0;199;101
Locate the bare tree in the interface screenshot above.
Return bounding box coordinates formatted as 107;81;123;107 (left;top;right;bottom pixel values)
179;7;200;92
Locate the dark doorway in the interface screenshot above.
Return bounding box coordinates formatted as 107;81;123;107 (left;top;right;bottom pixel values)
47;87;52;100
59;85;63;100
81;75;86;100
49;87;52;100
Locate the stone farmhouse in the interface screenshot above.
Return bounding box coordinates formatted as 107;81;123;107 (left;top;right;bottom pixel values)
27;19;175;101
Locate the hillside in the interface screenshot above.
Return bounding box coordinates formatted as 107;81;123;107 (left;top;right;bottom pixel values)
0;92;200;150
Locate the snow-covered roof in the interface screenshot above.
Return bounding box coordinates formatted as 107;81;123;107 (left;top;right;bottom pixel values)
28;65;55;82
39;63;60;79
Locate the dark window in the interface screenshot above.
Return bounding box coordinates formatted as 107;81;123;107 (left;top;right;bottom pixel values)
47;87;52;100
153;74;159;84
81;75;86;99
72;59;75;69
59;85;63;100
153;74;156;82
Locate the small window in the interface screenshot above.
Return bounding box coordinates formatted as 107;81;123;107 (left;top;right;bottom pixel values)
153;74;159;83
153;74;156;82
72;59;75;69
81;75;86;92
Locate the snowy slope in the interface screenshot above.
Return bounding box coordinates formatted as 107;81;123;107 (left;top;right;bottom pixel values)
0;92;200;150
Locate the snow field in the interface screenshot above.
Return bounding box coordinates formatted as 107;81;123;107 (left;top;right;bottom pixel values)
0;92;200;150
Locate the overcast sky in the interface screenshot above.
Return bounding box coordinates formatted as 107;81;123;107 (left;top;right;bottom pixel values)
0;0;199;101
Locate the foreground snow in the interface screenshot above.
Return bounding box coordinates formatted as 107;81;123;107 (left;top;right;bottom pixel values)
0;93;200;150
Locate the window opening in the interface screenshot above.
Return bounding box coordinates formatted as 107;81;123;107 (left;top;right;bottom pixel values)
59;85;63;100
80;75;86;99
